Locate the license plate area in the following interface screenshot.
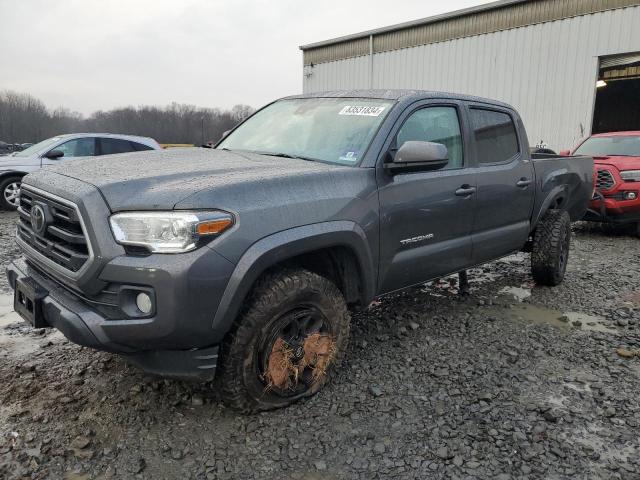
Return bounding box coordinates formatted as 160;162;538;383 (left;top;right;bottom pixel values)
14;276;48;328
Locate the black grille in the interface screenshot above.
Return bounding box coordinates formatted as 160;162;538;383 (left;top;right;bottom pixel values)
595;169;615;191
17;188;90;273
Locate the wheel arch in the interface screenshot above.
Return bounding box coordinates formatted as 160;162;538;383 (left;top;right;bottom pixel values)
210;221;376;341
531;185;569;230
0;171;27;181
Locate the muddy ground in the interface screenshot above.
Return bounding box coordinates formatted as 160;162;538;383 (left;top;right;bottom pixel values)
1;210;639;480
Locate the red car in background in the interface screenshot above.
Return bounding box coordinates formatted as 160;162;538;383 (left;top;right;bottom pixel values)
562;131;640;237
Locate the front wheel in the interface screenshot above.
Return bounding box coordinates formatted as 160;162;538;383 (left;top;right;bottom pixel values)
0;176;22;210
531;210;571;286
218;268;350;412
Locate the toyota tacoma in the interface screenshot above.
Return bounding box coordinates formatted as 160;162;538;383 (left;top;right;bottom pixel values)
562;131;640;236
7;90;594;411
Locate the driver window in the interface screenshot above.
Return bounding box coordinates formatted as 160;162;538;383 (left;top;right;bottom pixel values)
396;106;464;169
52;138;96;158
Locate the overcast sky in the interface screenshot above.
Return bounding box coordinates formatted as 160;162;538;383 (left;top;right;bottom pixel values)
0;0;491;115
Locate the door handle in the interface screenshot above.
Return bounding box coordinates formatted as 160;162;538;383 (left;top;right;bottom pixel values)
516;178;532;187
455;185;477;197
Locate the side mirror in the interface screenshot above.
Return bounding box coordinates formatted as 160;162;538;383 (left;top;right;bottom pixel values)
559;149;571;156
385;141;449;174
44;149;64;159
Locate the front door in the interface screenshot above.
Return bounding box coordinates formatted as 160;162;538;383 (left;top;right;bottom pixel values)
41;137;97;166
377;103;476;294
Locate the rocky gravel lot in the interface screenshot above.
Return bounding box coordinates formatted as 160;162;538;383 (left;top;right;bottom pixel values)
1;210;639;480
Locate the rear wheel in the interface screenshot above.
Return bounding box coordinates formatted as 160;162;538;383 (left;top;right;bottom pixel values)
218;268;350;412
531;210;571;286
0;176;22;210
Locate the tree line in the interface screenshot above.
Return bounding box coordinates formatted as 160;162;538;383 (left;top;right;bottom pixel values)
0;90;255;145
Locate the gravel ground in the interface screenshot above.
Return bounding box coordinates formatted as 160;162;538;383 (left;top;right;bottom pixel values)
1;210;639;480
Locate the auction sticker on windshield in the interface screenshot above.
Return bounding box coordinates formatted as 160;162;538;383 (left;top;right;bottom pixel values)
339;106;386;116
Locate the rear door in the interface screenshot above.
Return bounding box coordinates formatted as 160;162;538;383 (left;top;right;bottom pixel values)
467;106;535;262
377;100;477;293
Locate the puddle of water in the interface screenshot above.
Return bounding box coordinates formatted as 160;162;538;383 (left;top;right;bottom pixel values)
0;292;43;358
570;428;637;464
499;286;532;302
621;290;640;307
546;394;567;407
564;382;592;393
507;304;618;335
0;292;13;317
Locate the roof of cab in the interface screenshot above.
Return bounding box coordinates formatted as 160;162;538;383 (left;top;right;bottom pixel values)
284;89;514;109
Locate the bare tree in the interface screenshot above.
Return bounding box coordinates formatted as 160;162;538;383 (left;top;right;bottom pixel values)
0;90;254;145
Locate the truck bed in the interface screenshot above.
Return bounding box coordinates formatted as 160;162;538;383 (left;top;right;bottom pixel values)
530;153;594;224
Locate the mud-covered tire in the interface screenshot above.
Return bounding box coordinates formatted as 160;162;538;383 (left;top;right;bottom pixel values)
217;268;350;412
0;176;22;210
531;209;571;286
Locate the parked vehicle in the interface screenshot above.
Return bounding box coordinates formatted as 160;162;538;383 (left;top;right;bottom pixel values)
7;90;593;411
0;141;13;156
561;131;640;236
0;133;161;210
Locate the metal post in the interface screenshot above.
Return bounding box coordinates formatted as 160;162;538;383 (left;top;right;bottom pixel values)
369;35;374;89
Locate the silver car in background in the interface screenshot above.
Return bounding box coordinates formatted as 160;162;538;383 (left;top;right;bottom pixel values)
0;133;161;209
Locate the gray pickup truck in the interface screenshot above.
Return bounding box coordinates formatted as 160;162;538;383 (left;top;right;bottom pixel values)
8;90;593;411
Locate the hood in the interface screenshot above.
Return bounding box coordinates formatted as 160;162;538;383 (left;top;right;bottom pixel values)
593;155;640;171
39;148;345;211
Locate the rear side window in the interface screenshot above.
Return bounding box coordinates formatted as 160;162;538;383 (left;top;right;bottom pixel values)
131;142;153;151
99;138;137;155
470;109;519;164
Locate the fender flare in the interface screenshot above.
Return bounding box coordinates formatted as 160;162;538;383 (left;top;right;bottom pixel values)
210;220;376;340
532;184;569;229
0;171;27;181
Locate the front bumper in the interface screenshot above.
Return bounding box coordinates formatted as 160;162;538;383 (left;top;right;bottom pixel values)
7;247;236;380
585;166;640;224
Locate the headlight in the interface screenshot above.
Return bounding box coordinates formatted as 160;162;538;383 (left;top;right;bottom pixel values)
620;170;640;182
109;211;234;253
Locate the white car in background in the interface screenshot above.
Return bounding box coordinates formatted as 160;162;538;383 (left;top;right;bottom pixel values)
0;133;161;210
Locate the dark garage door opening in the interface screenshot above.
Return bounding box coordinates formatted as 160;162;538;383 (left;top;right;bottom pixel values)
592;58;640;134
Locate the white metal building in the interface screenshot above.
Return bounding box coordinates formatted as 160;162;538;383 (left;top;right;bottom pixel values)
300;0;640;151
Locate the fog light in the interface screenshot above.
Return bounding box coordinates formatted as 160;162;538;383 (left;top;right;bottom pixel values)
624;191;638;200
136;292;153;314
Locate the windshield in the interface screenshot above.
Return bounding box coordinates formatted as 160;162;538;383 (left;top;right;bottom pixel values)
13;136;63;157
217;98;394;166
574;136;640;157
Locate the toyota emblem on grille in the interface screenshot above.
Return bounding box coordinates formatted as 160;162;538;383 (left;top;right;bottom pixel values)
31;204;47;236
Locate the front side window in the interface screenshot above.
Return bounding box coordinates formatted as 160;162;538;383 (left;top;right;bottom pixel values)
470;109;519;164
100;138;137;155
217;98;394;166
52;138;96;158
395;106;464;170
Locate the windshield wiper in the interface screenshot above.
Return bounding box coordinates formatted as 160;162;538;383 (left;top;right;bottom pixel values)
257;151;317;162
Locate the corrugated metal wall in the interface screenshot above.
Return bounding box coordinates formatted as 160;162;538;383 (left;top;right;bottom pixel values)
302;0;640;66
302;5;640;150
